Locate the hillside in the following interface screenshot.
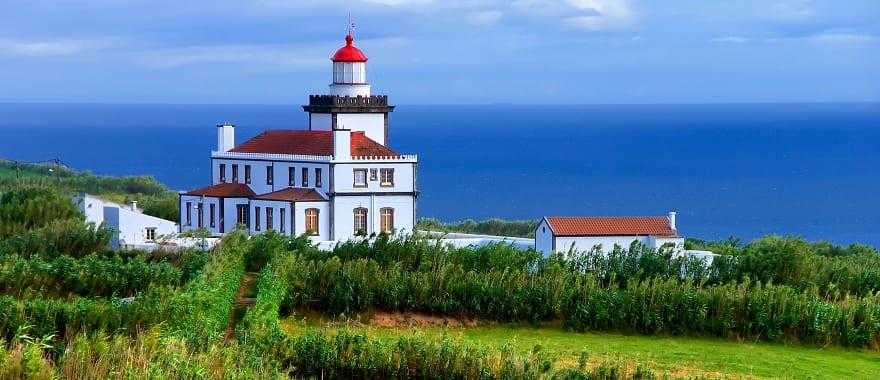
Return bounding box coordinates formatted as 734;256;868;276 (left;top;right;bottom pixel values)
1;163;878;378
0;159;178;221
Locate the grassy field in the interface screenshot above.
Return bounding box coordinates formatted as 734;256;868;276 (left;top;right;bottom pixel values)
281;315;880;379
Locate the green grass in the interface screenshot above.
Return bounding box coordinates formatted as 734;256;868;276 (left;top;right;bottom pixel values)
281;316;880;379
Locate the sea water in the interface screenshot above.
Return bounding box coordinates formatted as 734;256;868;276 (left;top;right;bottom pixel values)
0;102;877;246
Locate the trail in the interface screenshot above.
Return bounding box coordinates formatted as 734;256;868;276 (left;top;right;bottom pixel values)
223;271;258;344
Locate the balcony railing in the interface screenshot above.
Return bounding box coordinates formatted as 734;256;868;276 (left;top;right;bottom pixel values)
211;151;418;163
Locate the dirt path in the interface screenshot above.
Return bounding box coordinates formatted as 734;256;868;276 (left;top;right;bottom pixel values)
222;271;258;344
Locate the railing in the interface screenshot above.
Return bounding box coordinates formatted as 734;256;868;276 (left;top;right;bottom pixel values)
333;154;419;162
308;95;389;107
212;151;418;163
347;154;418;162
211;151;332;162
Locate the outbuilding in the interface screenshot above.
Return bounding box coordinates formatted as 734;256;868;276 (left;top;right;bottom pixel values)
535;212;683;256
74;193;178;250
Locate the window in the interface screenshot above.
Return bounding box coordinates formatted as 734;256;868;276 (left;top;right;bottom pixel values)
353;169;367;188
380;208;394;234
232;165;239;183
315;168;323;187
146;227;157;241
210;204;216;228
369;169;378;181
353;207;368;235
302;167;309;187
186;202;192;225
266;207;273;231
245;165;252;184
197;203;204;228
305;208;319;235
236;204;249;228
280;209;286;233
255;207;261;231
266;166;273;185
380;169;394;187
288;167;296;186
219;164;226;183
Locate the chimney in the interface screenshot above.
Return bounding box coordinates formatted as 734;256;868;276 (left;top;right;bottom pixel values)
217;122;235;152
668;211;677;230
130;200;139;213
334;128;351;159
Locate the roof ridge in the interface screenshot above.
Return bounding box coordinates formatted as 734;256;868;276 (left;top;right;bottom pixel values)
547;215;667;219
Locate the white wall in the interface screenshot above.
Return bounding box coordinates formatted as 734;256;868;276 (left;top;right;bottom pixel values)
534;219;554;256
551;235;685;255
212;159;330;194
293;201;331;240
336;113;385;144
332;194;414;241
74;193;108;226
331;162;414;193
249;199;291;235
108;207;177;248
329;83;371;97
553;236;651;255
222;197;250;233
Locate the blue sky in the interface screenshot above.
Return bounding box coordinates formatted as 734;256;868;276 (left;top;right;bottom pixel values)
1;0;878;104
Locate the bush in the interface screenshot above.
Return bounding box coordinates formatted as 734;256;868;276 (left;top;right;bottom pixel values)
418;217;538;238
563;277;880;347
0;188;80;238
0;219;112;259
0;253;183;298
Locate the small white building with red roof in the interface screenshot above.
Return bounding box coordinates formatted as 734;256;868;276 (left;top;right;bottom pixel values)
535;212;684;255
179;32;417;242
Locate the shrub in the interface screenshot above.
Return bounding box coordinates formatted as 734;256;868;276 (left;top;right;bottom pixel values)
0;188;80;238
0;253;183;298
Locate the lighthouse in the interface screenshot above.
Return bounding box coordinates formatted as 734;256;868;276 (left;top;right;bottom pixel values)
182;28;418;243
304;33;394;146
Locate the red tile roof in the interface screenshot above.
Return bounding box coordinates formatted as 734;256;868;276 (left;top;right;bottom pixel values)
185;183;255;198
229;130;399;157
544;216;677;237
256;187;327;202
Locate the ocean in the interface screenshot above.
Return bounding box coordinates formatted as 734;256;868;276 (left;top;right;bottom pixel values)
0;102;878;247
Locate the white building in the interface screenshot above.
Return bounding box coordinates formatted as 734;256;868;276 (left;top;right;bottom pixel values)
74;193;178;250
179;33;418;242
535;212;684;255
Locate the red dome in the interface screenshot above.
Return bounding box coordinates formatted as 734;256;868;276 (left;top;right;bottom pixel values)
331;34;368;62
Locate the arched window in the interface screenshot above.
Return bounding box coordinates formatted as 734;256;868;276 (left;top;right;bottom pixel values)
380;207;394;234
353;207;368;235
305;208;319;235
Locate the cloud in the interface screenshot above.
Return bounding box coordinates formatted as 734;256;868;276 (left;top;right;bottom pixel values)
805;32;878;45
511;0;636;31
136;44;326;69
711;36;751;44
769;0;816;23
764;32;878;45
467;10;503;26
362;0;435;5
134;37;410;69
0;38;123;57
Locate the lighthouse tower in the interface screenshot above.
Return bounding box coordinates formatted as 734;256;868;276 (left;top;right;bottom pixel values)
304;33;394;146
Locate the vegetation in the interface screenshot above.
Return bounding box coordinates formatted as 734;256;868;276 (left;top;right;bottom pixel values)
0;171;877;378
288;322;880;379
418;217;538;238
0;160;178;221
